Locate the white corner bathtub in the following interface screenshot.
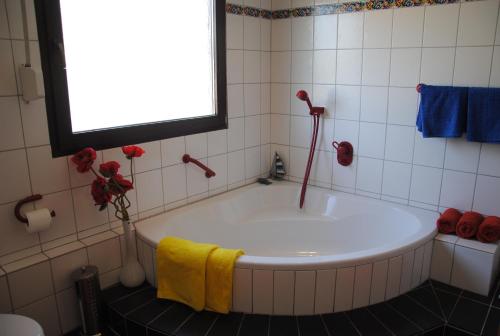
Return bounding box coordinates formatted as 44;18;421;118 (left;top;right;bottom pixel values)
134;181;438;315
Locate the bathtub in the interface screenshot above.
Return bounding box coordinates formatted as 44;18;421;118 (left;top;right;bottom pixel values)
135;181;438;315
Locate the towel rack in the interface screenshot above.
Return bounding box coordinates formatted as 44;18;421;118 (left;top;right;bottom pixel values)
416;84;422;93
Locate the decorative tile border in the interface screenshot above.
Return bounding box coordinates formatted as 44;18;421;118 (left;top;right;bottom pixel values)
226;0;470;20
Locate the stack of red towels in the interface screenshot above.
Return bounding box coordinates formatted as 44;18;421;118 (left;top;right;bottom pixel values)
437;208;500;243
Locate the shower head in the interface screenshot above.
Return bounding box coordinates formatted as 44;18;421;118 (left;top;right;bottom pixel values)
296;90;313;110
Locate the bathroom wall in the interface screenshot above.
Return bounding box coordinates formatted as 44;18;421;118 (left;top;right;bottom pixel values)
0;0;270;334
270;0;500;216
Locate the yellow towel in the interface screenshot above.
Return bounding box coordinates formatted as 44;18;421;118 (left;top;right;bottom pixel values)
156;236;244;313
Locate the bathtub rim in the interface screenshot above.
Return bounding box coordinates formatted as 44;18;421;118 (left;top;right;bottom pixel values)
134;181;438;271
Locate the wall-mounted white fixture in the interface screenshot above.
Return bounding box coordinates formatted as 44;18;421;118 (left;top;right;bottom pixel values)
19;0;43;103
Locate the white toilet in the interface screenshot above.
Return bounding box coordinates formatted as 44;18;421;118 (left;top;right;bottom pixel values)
0;314;44;336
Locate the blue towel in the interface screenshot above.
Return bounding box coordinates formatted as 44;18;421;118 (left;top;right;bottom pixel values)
467;87;500;143
416;84;468;138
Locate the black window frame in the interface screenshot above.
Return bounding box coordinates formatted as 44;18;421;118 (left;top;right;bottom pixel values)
35;0;227;157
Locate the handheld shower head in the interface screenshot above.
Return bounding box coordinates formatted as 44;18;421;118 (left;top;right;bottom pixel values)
296;90;313;110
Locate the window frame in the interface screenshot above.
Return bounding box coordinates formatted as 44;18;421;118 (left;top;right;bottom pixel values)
35;0;227;157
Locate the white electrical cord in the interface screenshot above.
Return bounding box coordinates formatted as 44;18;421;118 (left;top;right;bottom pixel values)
20;0;31;67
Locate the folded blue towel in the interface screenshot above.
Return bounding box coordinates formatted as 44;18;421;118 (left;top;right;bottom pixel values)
467;87;500;143
416;84;468;138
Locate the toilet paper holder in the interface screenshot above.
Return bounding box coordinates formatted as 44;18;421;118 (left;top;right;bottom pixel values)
14;194;56;224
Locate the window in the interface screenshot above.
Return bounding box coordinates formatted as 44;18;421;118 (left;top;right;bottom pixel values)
35;0;227;157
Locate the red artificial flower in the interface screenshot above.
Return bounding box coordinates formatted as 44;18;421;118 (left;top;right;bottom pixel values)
109;174;133;195
91;177;111;208
71;147;96;173
99;161;120;178
122;145;145;159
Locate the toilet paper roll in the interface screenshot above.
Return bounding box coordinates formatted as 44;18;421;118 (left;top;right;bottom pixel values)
25;208;52;233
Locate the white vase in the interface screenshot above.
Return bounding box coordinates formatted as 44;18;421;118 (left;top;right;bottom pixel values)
119;220;146;287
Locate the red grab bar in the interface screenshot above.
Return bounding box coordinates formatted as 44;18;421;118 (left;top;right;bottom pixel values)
182;154;216;178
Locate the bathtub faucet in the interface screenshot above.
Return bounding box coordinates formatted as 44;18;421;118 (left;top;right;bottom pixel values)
296;90;324;208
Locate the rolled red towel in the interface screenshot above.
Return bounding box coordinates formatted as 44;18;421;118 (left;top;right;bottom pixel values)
476;216;500;243
456;211;484;239
436;208;462;234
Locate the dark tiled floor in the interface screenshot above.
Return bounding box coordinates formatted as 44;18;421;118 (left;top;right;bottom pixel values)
67;279;500;336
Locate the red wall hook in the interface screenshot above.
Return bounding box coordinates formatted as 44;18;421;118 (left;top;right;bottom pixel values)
182;154;216;178
332;141;353;166
14;194;56;224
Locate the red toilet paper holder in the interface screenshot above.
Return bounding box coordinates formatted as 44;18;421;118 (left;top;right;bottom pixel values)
332;141;354;166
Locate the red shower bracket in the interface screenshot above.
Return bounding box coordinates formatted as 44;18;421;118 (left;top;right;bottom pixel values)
182;154;216;178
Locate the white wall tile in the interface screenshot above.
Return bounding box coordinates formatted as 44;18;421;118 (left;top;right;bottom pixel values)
161;137;185;167
335;85;361;120
208;154;228;191
274;270;295;315
353;264;372;309
358;122;386;159
244;16;261;50
386;255;403;299
228;150;245;184
317;118;335;151
229;118;245;152
413;134;446;168
272;51;292;83
290;146;307;179
382;161;412;199
362;49;390;86
5;0;38;40
392;7;425;48
245;84;261;116
439;170;476;211
410;165;442;205
423;4;459;47
360;86;388;123
473;175;500;216
272;19;291;51
444;138;480;173
50;248;88;292
208;130;227;157
334;119;359;152
261;114;271;144
271;114;290;145
453;47;493;87
314;269;336;314
420;48;455;86
336;49;362;85
313;50;336;84
0;0;9;39
245;146;261;179
56;288;81;334
27;146;70;195
370;260;388;305
133;141;161;173
421;240;433;282
411;245;425;287
37;190;77;243
399;250;414;294
294;271;316;315
0;276;11;313
385;125;415;163
313;85;335;118
292;17;313;50
338;12;364;49
387;87;418;126
244;50;261;83
430;240;454;284
19;98;50;147
0;149;31;204
364;9;393;48
136;170;164;212
232;268;252;313
245;115;261;148
451;245;495;295
356;157;383;194
185;134;208;160
87;237;121;274
457;0;499;47
187;158;209;196
227;50;244;84
390;48;421;87
0;40;17;95
271;84;291;114
227;14;243;50
291;116;311;148
262;52;271;82
291;51;313;83
253;269;273;314
72;185;109;232
228;85;245;118
334;267;355;312
333;156;357;189
0;97;24;151
163;164;187;204
0;202;39;256
314;15;338;49
16;295;61;336
478;144;500;177
8;261;53;309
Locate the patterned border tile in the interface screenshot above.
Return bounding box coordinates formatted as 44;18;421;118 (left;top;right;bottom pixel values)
226;0;471;20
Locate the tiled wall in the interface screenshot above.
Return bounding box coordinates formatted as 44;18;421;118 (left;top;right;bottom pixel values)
268;0;500;216
0;0;270;334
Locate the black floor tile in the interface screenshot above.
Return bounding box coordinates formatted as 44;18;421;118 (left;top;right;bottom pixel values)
434;289;460;321
431;281;462;295
322;312;360;336
347;308;392;336
444;326;471;336
461;289;494;306
388;295;443;332
206;312;243;336
176;310;218;336
448;297;489;335
482;307;500;336
238;314;269;336
369;303;422;336
127;299;175;326
423;326;444;336
297;315;329;336
269;316;298;336
107;306;126;335
126;320;147;336
109;287;156;315
492;282;500;309
101;282;149;304
148;303;194;335
407;286;445;319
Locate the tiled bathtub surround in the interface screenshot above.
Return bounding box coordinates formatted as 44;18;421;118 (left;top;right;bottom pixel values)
137;236;434;315
268;0;500;217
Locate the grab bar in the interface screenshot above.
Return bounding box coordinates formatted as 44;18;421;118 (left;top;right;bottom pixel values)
182;154;216;178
